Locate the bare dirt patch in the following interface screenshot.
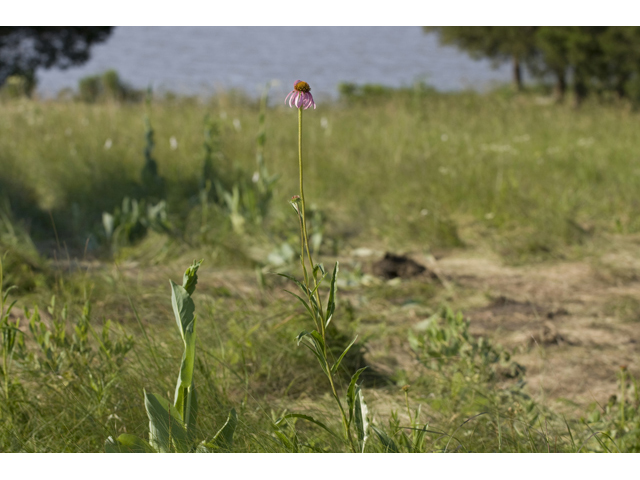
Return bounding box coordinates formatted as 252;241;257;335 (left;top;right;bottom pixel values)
423;247;640;410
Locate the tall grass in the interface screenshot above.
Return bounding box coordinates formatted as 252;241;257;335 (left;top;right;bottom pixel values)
3;90;640;260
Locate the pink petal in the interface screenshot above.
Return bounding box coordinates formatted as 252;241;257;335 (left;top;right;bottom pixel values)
301;92;315;109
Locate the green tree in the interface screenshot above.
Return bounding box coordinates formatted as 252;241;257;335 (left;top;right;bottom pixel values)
530;27;571;101
424;26;538;91
0;27;113;94
597;27;640;100
426;26;640;106
534;27;638;105
562;27;607;105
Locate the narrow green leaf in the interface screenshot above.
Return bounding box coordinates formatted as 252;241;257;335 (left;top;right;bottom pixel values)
296;330;330;376
273;430;296;452
284;290;316;322
325;262;339;328
3;298;17;316
371;425;399;453
309;330;326;353
296;330;312;345
400;431;413;452
279;273;320;310
204;408;238;452
291;429;300;453
331;335;358;374
278;272;309;296
354;386;369;453
277;413;339;439
171;280;195;340
563;415;576;451
296;329;326;355
347;367;368;424
412;425;428;453
144;390;188;453
309;271;329;297
314;263;326;277
3;286;17;304
308;331;329;373
105;434;154;453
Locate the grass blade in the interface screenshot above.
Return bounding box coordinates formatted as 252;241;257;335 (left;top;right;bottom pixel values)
277;413;339;439
331;335;358;374
371;425;399;453
105;434;154;453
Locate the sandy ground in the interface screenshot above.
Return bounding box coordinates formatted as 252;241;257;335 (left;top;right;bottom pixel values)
425;243;640;410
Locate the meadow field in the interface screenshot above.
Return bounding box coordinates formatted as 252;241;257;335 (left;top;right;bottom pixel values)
2;83;640;452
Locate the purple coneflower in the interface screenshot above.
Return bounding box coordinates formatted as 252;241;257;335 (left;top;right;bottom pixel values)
285;80;316;110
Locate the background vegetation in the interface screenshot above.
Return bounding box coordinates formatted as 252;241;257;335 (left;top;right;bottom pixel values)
426;27;640;106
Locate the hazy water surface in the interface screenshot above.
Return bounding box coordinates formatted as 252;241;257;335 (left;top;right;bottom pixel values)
37;27;518;101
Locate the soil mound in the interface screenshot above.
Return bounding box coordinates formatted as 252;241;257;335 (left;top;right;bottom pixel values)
372;252;428;279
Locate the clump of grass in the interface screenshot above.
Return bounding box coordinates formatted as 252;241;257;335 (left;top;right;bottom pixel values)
77;70;144;103
604;295;640;323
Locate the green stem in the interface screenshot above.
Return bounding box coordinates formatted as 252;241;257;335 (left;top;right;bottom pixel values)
3;350;8;402
295;209;321;332
327;371;356;452
406;391;412;421
620;368;626;426
297;107;354;451
297;108;326;338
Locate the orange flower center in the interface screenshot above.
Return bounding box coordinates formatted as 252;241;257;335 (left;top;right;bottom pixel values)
295;81;311;93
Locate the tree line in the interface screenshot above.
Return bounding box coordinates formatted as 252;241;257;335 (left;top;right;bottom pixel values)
425;27;640;105
0;27;113;95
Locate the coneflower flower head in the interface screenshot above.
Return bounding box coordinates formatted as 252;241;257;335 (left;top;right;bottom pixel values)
285;80;316;110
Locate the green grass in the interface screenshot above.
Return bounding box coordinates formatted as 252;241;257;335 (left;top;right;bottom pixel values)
2;86;640;452
4;89;640;260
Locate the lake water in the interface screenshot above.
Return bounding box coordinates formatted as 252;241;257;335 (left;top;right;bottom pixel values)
36;27;519;101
